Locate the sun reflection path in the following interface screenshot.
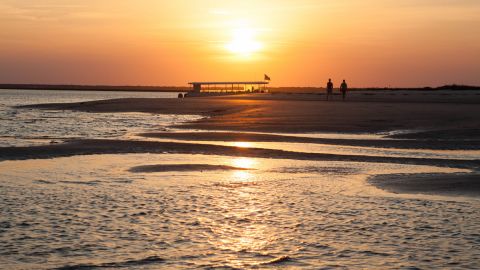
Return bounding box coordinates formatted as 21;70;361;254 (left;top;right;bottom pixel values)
205;177;273;268
233;171;253;182
231;141;254;148
230;157;257;182
232;157;256;169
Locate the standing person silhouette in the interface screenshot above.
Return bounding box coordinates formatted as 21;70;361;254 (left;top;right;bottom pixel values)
340;80;348;101
326;79;333;101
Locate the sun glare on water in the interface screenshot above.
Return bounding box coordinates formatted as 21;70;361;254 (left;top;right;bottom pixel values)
230;157;257;182
226;27;263;57
232;141;253;148
232;157;256;169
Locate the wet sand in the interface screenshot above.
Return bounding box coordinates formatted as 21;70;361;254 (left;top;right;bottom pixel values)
370;173;480;197
0;139;479;169
139;132;480;150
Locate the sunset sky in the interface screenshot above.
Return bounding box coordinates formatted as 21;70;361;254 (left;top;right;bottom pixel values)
1;0;479;87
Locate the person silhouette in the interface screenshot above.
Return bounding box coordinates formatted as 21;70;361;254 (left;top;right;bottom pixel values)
340;80;348;101
326;79;333;101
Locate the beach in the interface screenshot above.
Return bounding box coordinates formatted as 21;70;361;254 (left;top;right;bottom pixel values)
21;91;480;134
2;89;480;269
11;90;480;196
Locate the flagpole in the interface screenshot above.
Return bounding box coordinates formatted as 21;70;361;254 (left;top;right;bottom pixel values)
264;74;270;92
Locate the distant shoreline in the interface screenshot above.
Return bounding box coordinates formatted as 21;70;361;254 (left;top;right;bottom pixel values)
1;84;479;93
0;84;189;92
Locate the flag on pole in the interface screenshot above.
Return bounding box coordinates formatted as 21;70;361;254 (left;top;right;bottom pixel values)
264;74;271;81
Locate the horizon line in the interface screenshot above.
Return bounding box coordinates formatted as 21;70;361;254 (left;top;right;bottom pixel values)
1;83;479;90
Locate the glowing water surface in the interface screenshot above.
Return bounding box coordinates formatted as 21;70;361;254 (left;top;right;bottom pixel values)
130;136;480;161
1;154;478;269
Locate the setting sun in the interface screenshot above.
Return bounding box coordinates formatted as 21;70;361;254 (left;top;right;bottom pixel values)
226;28;263;57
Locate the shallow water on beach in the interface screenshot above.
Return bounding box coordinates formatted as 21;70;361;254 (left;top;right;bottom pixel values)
0;154;479;269
132;136;480;161
0;89;199;147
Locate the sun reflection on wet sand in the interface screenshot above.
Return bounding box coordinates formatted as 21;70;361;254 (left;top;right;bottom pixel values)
232;170;253;182
230;141;254;148
132;136;480;161
231;157;256;169
229;158;257;182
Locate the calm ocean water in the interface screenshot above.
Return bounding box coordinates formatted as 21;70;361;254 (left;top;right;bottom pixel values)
0;89;479;269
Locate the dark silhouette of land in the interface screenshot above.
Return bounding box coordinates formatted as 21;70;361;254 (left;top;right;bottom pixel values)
1;83;479;92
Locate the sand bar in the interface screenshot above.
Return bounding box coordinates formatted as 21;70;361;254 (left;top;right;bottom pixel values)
369;173;480;197
19;92;480;135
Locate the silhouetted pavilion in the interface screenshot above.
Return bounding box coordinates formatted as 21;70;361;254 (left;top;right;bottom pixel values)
188;81;269;93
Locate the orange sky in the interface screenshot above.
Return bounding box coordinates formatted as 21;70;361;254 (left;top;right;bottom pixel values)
1;0;479;87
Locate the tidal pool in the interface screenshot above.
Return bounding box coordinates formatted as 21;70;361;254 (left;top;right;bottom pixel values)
0;154;478;269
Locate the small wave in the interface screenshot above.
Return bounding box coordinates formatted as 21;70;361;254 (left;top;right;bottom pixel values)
129;164;252;173
59;181;100;186
34;180;55;184
113;179;133;184
359;250;391;257
270;166;360;175
260;255;293;265
0;221;12;229
54;255;165;270
211;182;258;188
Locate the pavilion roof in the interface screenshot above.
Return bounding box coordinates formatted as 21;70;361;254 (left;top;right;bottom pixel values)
188;81;268;85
